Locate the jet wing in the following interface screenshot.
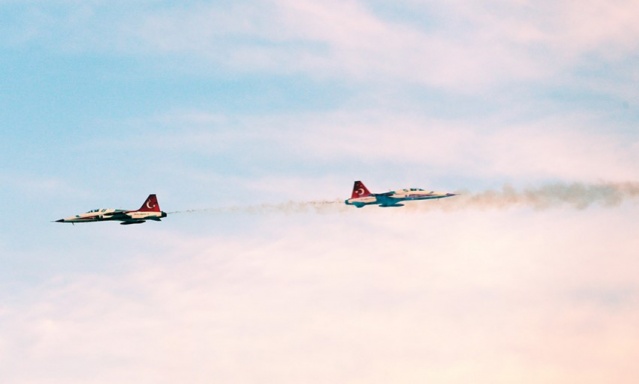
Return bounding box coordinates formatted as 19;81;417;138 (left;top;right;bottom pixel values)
374;194;404;207
101;210;132;220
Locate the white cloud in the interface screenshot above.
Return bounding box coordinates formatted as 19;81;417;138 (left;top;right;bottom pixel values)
2;207;639;383
119;109;639;185
0;172;89;198
123;0;528;89
112;0;639;90
3;2;638;382
6;0;639;91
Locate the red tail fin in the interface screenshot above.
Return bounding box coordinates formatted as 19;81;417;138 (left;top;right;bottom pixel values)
138;194;161;212
351;181;371;198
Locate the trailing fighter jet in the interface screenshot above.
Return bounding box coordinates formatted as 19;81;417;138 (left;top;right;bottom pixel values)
55;194;168;225
345;181;456;208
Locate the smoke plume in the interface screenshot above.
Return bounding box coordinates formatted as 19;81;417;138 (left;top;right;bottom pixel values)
169;199;348;215
445;182;639;211
169;182;639;215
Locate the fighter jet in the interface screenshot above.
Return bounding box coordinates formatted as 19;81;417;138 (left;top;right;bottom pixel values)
345;181;456;208
55;194;168;225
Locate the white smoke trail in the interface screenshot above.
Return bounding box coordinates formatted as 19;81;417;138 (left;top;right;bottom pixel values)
399;181;639;213
444;182;639;211
168;199;349;215
169;182;639;215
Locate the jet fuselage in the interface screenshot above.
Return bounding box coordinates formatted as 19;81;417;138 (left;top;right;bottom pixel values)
55;194;168;225
345;181;456;208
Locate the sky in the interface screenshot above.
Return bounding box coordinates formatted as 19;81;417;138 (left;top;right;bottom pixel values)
1;0;639;383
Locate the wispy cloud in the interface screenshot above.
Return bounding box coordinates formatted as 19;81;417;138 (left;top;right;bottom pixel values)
2;208;639;383
128;0;639;93
5;1;639;91
109;109;639;183
0;172;89;198
3;3;639;382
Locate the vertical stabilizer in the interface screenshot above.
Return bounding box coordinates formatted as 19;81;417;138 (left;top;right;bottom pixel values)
138;194;161;212
351;181;372;198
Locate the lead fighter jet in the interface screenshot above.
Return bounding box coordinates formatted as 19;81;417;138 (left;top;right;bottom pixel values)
55;194;168;225
345;181;456;208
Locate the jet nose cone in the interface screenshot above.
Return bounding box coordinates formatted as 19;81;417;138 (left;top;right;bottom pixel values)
55;219;65;223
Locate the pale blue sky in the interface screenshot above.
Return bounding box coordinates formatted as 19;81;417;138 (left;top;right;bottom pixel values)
1;1;639;383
